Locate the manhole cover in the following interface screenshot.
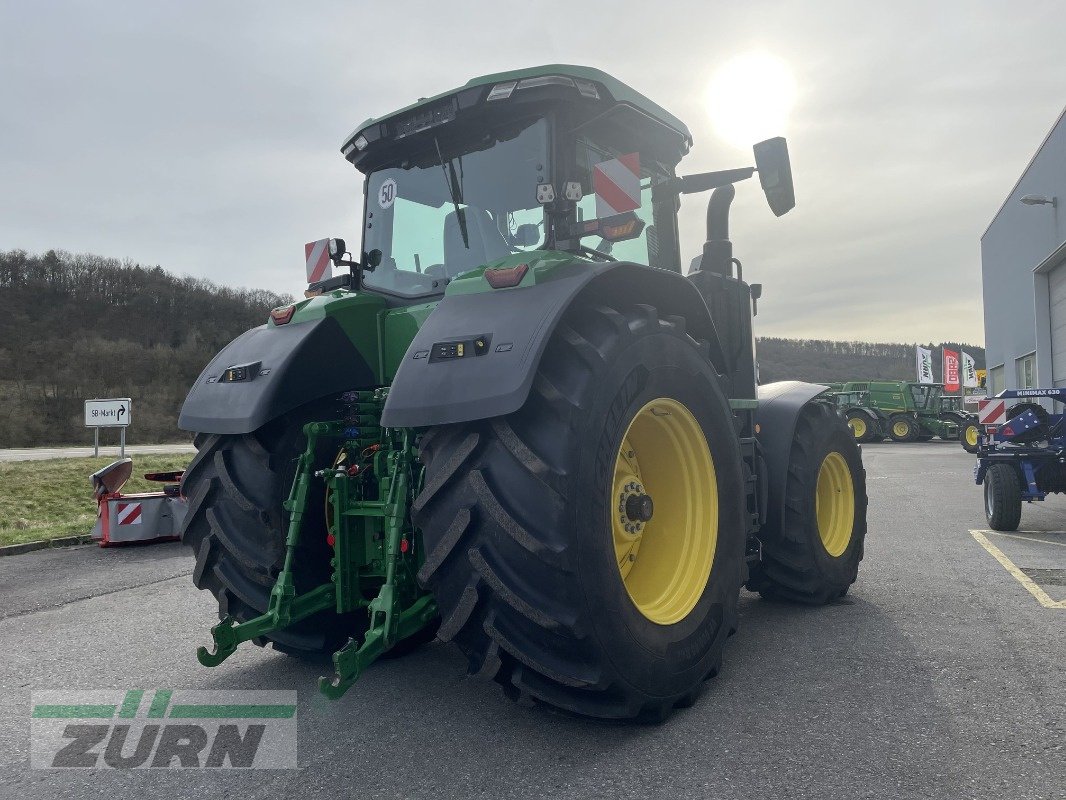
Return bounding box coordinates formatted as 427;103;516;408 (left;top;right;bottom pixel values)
1021;568;1066;587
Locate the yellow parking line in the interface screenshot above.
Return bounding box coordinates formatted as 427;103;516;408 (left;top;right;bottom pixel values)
1003;530;1066;536
970;530;1066;609
985;531;1066;548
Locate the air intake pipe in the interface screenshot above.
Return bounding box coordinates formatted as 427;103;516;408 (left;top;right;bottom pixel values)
699;184;736;276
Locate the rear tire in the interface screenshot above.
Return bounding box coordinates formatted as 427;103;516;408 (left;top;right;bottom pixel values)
845;410;878;443
180;401;367;655
413;301;747;720
888;414;919;442
985;463;1022;532
960;421;981;453
748;401;868;603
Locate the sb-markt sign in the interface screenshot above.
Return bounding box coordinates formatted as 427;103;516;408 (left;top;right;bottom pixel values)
85;398;132;428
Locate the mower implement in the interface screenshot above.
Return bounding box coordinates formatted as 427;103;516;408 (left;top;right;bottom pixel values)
178;64;868;719
975;388;1066;531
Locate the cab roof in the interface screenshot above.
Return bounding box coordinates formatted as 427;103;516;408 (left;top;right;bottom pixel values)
341;64;692;153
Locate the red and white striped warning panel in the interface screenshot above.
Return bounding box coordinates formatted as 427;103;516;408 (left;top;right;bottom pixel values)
305;239;331;283
977;399;1007;425
116;502;143;525
593;153;641;219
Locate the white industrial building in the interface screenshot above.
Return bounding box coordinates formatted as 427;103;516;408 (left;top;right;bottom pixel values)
981;107;1066;393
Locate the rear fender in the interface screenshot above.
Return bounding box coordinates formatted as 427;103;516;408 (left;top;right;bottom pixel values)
847;407;880;421
380;262;726;429
178;316;375;434
755;381;831;532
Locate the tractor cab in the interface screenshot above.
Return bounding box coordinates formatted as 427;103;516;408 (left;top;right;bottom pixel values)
340;66;694;299
908;382;942;412
336;64;792;306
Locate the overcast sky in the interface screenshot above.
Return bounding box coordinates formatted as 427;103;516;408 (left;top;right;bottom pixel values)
2;1;1064;345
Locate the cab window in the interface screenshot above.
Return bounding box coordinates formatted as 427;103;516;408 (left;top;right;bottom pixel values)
573;126;676;269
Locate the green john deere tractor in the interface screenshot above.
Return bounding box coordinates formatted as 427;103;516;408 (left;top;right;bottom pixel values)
831;380;976;447
178;65;868;721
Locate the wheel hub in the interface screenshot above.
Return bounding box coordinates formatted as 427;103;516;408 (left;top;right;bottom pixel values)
616;480;650;540
625;492;654;523
610;398;718;625
815;451;855;557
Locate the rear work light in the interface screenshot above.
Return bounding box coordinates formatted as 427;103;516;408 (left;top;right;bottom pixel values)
484;263;529;289
486;75;600;102
270;305;296;325
486;81;518;101
516;75;576;90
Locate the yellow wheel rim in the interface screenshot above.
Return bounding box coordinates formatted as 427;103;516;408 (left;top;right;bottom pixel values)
611;398;717;625
892;421;910;438
848;417;867;439
816;452;855;557
965;425;979;447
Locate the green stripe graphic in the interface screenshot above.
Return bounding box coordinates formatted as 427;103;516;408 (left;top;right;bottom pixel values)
147;689;172;718
168;704;296;719
31;691;295;719
118;690;143;718
32;704;116;718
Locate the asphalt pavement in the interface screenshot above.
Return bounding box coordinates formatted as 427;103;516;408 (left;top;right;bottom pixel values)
0;442;1062;799
0;444;196;462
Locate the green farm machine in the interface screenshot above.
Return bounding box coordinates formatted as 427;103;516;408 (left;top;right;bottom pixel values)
178;65;868;720
830;380;979;451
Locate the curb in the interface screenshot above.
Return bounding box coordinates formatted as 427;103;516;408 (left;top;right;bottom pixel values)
0;534;94;558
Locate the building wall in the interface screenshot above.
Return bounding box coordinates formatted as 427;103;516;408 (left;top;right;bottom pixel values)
981;108;1066;390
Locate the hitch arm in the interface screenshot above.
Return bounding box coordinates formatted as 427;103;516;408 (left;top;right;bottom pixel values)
197;421;342;667
319;430;437;698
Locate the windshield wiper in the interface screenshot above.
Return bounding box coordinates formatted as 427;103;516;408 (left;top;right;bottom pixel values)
434;136;468;249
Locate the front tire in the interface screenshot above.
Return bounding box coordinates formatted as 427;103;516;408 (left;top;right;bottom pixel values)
960;421;981;453
749;402;868;603
985;463;1022;531
888;414;919;442
846;410;878;443
412;301;747;720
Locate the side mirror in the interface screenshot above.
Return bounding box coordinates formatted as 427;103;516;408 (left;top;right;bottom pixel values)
753;137;795;217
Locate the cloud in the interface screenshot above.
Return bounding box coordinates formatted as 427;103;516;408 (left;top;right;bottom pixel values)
1;0;1063;343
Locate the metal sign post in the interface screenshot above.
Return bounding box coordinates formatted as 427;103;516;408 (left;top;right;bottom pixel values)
85;398;132;456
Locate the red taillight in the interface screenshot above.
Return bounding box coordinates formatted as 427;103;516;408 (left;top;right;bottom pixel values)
484;263;528;289
986;426;997;435
270;305;296;325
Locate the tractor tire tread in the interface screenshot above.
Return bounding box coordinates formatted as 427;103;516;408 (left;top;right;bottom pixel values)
749;401;868;604
413;300;743;720
985;463;1023;531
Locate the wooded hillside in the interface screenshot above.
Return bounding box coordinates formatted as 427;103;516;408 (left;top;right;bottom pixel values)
0;248;984;447
0;249;291;447
757;338;985;384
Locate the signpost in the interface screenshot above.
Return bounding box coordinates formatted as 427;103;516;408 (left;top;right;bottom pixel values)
85;398;132;457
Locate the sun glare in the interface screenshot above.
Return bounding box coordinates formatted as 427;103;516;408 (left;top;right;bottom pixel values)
706;52;797;151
